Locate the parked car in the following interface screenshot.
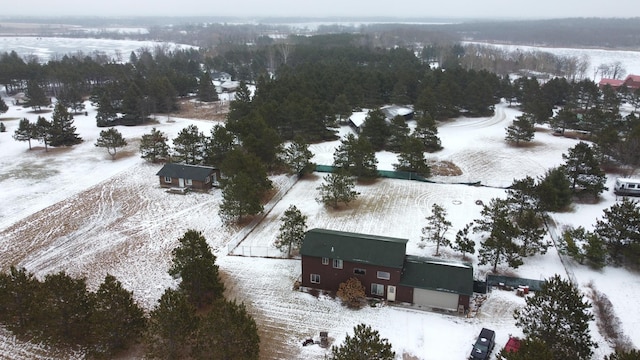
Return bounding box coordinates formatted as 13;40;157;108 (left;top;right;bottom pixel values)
469;328;496;360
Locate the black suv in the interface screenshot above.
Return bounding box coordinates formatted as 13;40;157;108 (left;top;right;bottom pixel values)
469;328;496;360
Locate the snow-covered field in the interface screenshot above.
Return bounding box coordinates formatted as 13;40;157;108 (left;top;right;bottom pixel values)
0;37;194;63
1;93;637;359
0;39;639;359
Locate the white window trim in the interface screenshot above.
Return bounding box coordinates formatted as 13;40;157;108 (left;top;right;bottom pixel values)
371;283;384;296
185;178;193;186
321;257;329;265
205;176;210;184
164;176;172;183
333;259;343;269
310;274;320;284
377;271;391;280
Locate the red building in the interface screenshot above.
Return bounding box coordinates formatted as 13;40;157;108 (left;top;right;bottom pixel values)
598;74;640;91
300;228;473;311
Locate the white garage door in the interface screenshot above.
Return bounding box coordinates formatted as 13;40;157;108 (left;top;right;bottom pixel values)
413;288;458;311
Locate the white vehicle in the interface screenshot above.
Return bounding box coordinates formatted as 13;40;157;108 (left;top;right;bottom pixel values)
613;178;640;196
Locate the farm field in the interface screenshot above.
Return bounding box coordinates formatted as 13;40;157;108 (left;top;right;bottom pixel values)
1;94;639;358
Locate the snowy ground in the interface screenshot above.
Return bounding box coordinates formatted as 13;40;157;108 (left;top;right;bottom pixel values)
1;92;637;359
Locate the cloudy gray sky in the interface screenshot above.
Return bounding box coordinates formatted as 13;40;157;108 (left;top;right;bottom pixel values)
4;0;640;19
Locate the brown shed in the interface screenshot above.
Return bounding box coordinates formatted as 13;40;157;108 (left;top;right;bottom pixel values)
156;163;219;192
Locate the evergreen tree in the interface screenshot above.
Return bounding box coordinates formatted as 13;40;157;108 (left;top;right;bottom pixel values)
88;274;146;358
146;289;198;360
25;80;49;112
204;124;235;167
95;91;118;127
191;300;259;360
453;223;476;260
333;134;378;180
274;205;308;257
197;71;218;103
360;108;390;151
95;128;127;160
536;166;572;212
330;324;395;360
0;122;5;132
412;114;442;152
334;94;351;124
219;171;266;223
48;102;82;147
514;209;548;257
36;272;92;346
475;198;523;272
316;171;359;209
595;198;640;266
283;135;315;176
172;124;205;165
605;349;640;360
562;141;607;199
393;136;431;177
514;275;596;360
33;116;51;151
421;203;451;256
549;107;579;134
0;266;39;333
0;97;8;115
169;230;224;308
58;84;85;114
227;80;252;125
387;115;410;152
12;118;34;149
505;113;535;145
139;127;170;163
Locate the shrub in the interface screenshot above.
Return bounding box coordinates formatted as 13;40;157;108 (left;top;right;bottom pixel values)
336;277;366;309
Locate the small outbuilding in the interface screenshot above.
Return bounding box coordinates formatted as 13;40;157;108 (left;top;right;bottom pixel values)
156;163;220;192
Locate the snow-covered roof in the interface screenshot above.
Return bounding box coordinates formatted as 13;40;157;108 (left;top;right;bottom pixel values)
380;104;414;118
348;111;368;128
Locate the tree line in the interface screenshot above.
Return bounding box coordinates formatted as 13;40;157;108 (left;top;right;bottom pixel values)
0;230;259;359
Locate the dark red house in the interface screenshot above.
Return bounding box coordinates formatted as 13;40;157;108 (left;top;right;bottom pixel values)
300;228;473;311
599;74;640;91
156;163;220;192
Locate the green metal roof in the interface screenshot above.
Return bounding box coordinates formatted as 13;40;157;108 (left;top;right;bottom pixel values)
156;163;216;181
400;255;473;296
300;228;408;269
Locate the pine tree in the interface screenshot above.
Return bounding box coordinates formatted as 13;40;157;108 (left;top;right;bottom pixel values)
140;127;170;163
475;198;523;272
146;289;198;360
33;116;51;151
562;141;607;199
336;277;366;309
0;122;5;132
412;114;442;152
316;171;360;209
330;324;395;360
387;115;410;152
48;102;82;147
191;300;259;360
605;349;640;360
514;209;547;257
0;266;39;333
12;118;34;149
514;275;596;360
172;124;205;165
453;223;476;260
219;172;265;223
204;124;235;166
283;135;315;176
536;166;572;212
121;82;144;125
595;198;640;266
95;128;127;160
360;108;390;151
394;136;431;177
0;97;8;115
88;274;146;358
25;80;49;112
421;203;451;255
505;113;535;145
333;134;378;180
274;205;308;257
95;91;118;127
169;230;224;308
197;71;218;103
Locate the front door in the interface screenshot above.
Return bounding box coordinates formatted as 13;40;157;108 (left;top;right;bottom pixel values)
387;285;396;302
178;178;185;187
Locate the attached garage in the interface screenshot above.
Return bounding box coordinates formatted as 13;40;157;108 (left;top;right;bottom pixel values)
413;288;459;311
399;255;473;311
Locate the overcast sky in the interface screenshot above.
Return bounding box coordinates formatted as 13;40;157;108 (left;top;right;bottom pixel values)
4;0;640;19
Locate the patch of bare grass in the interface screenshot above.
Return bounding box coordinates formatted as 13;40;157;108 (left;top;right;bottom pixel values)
430;160;463;176
586;281;634;351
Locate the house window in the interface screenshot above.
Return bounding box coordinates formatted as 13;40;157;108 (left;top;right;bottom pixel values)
164;176;172;183
185;178;193;186
310;274;320;284
354;268;366;275
322;257;329;265
333;259;343;269
371;283;384;296
377;271;391;280
205;176;210;184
